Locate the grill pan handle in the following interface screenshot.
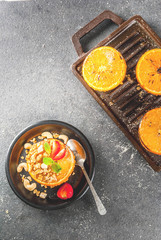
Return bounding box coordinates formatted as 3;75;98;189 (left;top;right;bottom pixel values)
72;10;124;56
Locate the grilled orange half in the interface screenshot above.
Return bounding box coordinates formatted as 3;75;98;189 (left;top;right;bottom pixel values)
82;46;127;92
138;108;161;155
136;49;161;95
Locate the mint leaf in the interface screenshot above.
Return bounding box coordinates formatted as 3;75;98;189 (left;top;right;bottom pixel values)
44;142;51;154
43;157;53;165
51;162;62;173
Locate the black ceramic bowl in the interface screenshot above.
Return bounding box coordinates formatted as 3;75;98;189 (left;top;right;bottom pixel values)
5;120;95;210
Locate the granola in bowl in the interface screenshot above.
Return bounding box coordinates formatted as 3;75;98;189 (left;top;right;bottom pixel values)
17;132;75;199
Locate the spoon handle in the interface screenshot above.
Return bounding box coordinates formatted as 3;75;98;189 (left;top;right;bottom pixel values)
81;167;107;215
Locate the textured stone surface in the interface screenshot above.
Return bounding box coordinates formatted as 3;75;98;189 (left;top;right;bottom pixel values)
1;0;161;239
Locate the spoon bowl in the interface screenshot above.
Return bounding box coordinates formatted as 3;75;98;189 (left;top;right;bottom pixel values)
67;139;107;215
67;139;86;167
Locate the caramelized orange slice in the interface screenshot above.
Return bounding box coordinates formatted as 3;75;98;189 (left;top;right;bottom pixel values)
136;49;161;95
138;108;161;155
82;46;127;92
26;139;75;187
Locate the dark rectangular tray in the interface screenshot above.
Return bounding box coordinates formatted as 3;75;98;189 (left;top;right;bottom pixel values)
72;10;161;171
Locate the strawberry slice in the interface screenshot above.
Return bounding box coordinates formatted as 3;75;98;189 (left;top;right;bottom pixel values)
53;148;66;160
51;141;60;159
57;183;73;200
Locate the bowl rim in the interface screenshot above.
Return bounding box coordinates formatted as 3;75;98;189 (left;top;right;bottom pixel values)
5;120;95;210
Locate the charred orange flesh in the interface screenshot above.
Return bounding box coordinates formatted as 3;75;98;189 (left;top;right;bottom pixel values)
82;46;127;92
139;108;161;155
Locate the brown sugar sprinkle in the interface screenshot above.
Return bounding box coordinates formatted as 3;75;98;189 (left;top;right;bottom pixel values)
126;74;133;83
77;65;83;73
136;86;141;91
21;156;24;159
109;101;114;106
139;90;144;98
140;42;145;46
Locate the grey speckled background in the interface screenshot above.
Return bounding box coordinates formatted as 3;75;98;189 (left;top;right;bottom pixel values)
1;0;161;239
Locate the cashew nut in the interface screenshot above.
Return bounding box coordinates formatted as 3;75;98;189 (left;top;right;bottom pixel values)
42;131;53;139
17;163;28;173
39;192;47;199
23;179;37;191
59;135;69;144
24;143;32;149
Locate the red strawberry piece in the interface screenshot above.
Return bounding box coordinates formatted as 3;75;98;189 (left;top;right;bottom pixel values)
51;141;60;159
57;183;73;200
53;148;66;160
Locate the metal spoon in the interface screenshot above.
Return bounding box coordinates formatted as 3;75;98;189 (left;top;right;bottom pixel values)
67;139;107;215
